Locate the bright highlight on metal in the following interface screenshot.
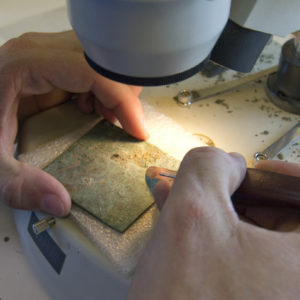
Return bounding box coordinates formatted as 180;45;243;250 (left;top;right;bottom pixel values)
32;216;56;235
254;121;300;162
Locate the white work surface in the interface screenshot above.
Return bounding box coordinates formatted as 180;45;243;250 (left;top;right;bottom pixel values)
0;1;300;300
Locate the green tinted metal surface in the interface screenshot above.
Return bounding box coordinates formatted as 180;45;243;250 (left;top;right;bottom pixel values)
44;121;179;232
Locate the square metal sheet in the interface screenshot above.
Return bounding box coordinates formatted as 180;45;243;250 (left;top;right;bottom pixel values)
44;120;179;232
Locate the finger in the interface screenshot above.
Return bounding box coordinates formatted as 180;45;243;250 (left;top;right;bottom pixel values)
153;180;172;210
227;152;248;194
164;147;247;236
19;31;82;52
256;160;300;177
242;206;300;232
7;48;148;140
175;148;247;202
18;89;70;121
239;160;300;230
0;157;71;216
92;76;149;140
129;85;143;96
77;92;94;114
93;99;117;124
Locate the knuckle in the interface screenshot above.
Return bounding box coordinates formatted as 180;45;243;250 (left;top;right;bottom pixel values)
1;176;22;209
185;146;226;162
2;38;22;53
18;32;39;39
182;147;230;173
229;152;246;168
180;147;246;196
184;147;243;171
1;35;38;54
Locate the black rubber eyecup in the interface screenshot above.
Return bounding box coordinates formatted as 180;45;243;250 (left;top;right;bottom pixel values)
84;53;209;86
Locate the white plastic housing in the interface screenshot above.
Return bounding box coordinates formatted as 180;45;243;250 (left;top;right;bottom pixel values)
230;0;300;37
67;0;231;78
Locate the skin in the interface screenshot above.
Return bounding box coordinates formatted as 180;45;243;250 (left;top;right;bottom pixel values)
1;30;300;299
0;31;148;216
129;148;300;300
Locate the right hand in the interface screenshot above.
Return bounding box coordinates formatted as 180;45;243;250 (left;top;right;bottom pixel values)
129;147;300;300
239;159;300;231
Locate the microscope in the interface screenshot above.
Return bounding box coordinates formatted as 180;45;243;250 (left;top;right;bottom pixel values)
67;0;300;113
12;2;300;299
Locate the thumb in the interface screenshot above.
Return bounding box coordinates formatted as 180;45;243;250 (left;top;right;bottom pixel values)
153;180;172;210
162;147;246;238
1;157;71;216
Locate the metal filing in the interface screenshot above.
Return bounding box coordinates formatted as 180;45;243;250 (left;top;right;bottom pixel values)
6;1;300;298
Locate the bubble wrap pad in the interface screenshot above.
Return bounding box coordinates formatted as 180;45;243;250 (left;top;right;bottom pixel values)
19;100;206;277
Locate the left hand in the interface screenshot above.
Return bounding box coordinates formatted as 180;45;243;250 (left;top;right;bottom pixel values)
0;30;148;216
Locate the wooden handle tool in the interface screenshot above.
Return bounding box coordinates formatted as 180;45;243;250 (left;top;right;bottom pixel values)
146;167;300;209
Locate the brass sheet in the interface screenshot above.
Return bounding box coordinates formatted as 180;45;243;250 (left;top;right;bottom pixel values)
44;120;179;232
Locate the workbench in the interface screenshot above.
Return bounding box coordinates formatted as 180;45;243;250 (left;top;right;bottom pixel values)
0;1;299;299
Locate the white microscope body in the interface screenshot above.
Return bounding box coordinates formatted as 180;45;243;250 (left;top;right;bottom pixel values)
67;0;300;85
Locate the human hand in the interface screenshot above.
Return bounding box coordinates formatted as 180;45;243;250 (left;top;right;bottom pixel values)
129;147;300;299
0;31;148;216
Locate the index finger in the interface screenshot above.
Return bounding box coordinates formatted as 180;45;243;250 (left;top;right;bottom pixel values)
92;76;149;140
4;46;148;140
40;50;149;140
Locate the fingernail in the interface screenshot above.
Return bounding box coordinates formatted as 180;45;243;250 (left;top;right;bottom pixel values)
41;194;65;216
145;177;160;196
142;122;151;140
144;129;151;140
